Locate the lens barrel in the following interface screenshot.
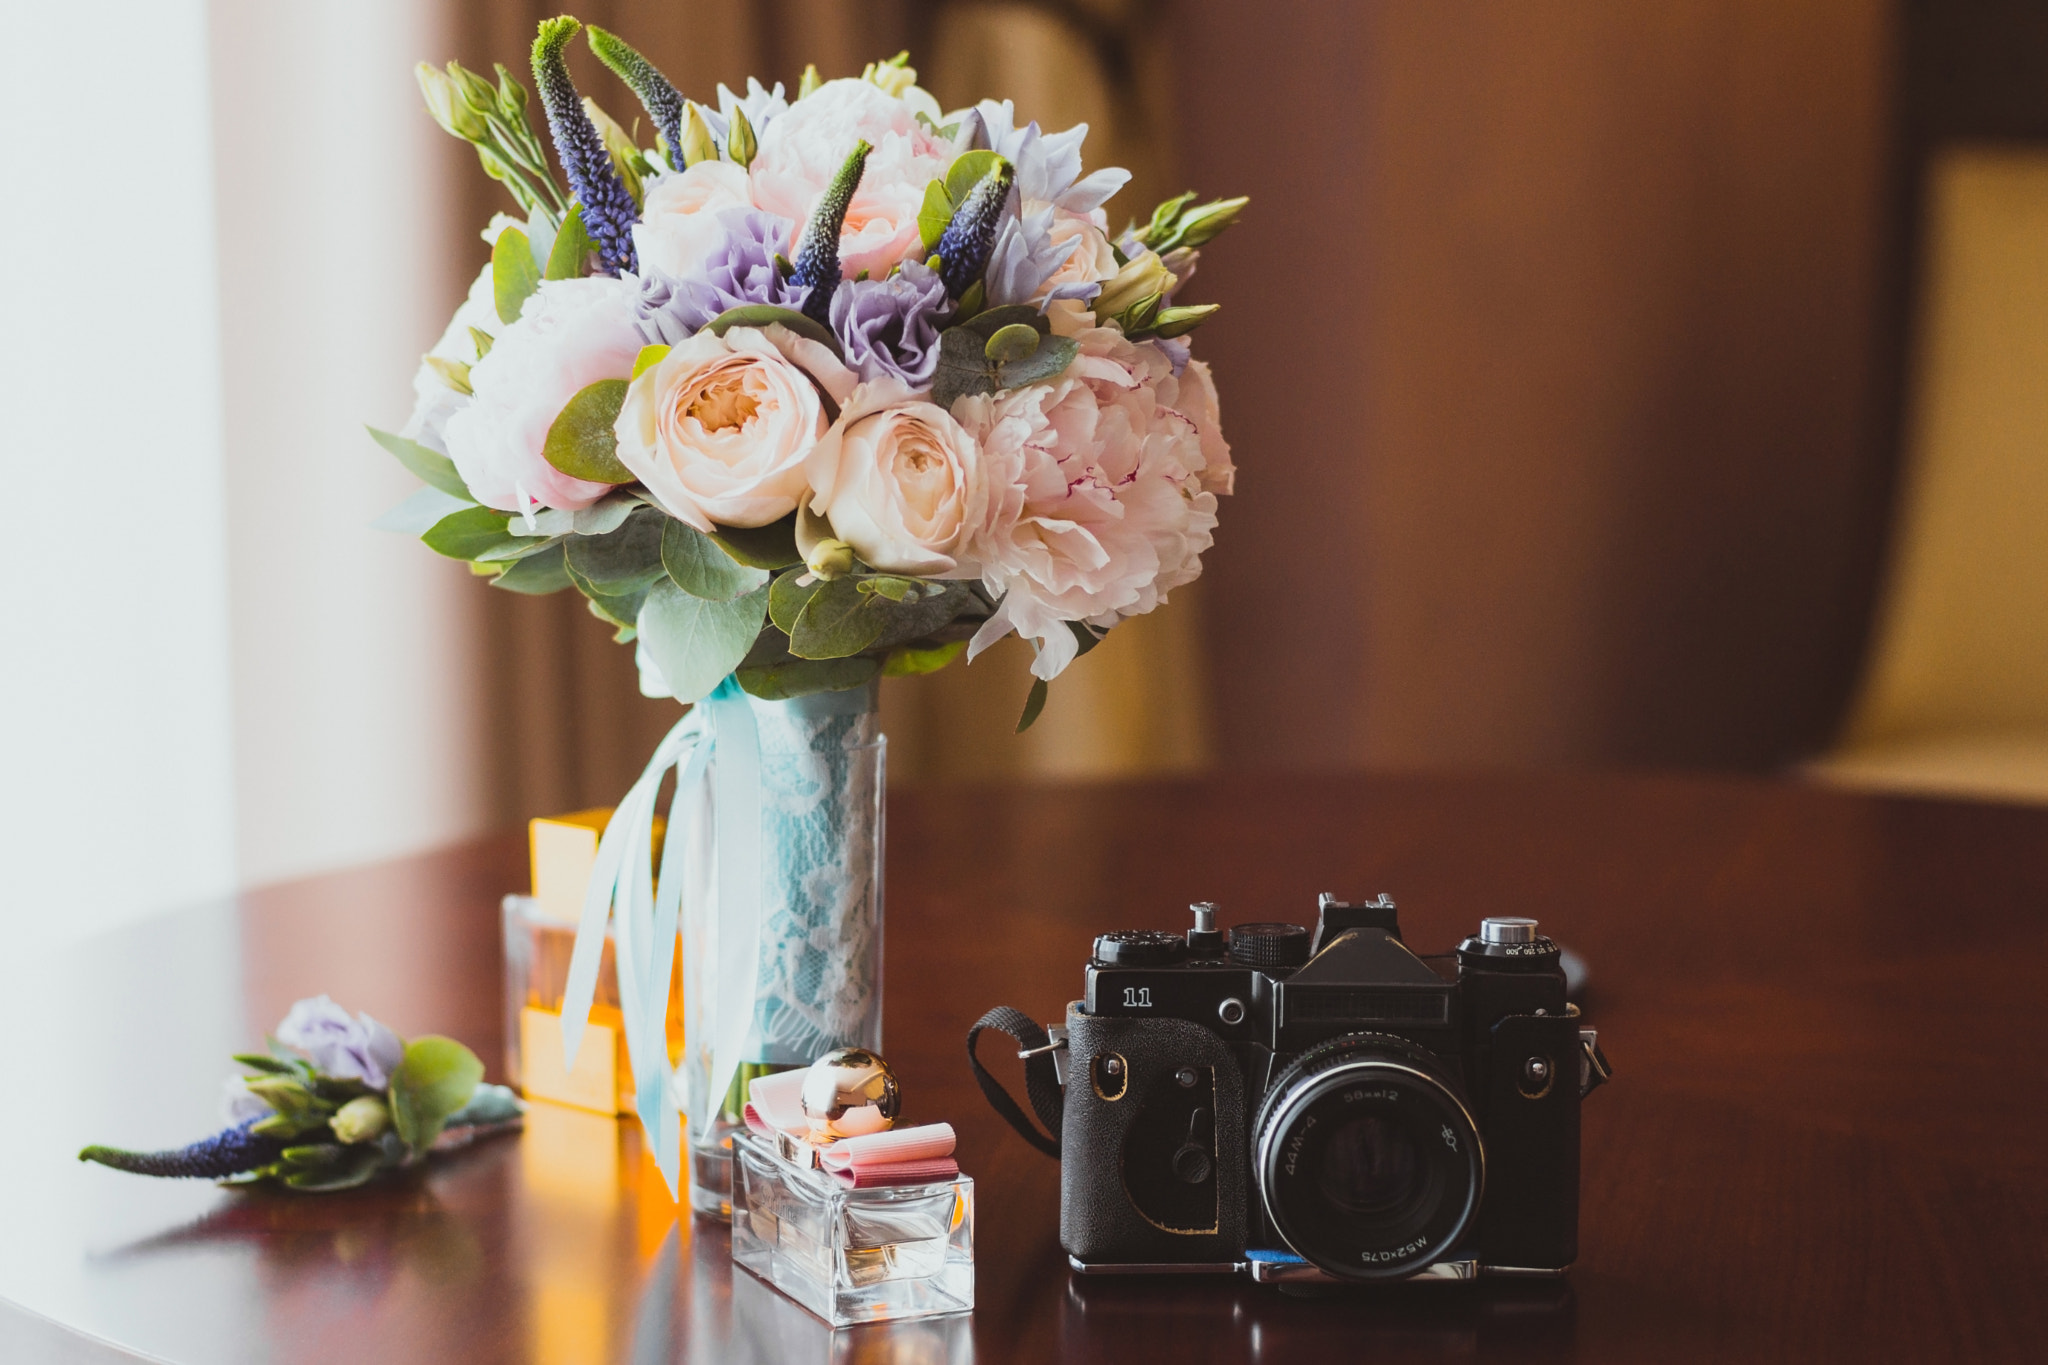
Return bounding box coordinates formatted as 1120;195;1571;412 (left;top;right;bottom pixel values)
1252;1034;1483;1280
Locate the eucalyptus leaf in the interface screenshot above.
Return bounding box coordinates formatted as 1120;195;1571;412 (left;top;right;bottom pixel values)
421;505;515;561
705;304;841;354
1017;677;1050;732
489;542;574;594
373;486;473;536
790;577;887;659
882;640;967;676
709;514;803;569
580;582;653;631
768;567;821;635
565;507;666;592
736;654;880;700
366;426;473;500
444;1083;525;1128
984;323;1041;364
515;491;641;538
662;519;770;601
945;149;1004;206
931;327;999;409
389;1036;485;1153
958;304;1049;341
543;379;634;484
636;580;770;704
997;335;1079;389
544;204;595;280
492;227;540;324
473;531;563;562
867;581;974;651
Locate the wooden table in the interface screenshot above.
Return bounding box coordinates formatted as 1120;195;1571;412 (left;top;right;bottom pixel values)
3;772;2044;1363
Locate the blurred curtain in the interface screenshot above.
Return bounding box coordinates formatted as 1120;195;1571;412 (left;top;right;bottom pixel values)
440;0;1209;824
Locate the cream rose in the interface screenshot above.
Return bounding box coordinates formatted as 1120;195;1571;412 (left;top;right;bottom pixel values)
614;324;856;531
632;160;754;282
801;379;990;577
749;78;952;283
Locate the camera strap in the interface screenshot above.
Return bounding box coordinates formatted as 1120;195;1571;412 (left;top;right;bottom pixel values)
965;1007;1064;1159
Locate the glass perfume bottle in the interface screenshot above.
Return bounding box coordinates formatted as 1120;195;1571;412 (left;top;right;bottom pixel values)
730;1131;974;1327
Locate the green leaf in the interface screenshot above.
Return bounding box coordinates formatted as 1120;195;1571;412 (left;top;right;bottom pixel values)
636;580;770;703
444;1083;524;1128
984;323;1041;364
373;486;473;536
281;1147;383;1192
543;379;635;484
883;639;967;676
492;226;541;324
489;541;573;594
931;327;999;409
955;279;987;317
1018;677;1049;732
468;325;495;358
632;343;669;378
367;426;473;500
998;335;1079;390
917;177;955;253
582;582;653;631
790;577;887;659
705;304;842;354
709;514;802;569
855;574;922;602
768;566;822;634
544;204;595;279
1068;620;1107;659
736;654;880;700
564;507;666;593
389;1036;485;1152
945;149;1005;208
422;505;516;560
424;355;473;395
662;519;770;601
958;305;1049;341
867;581;973;651
232;1053;295;1076
280;1144;345;1169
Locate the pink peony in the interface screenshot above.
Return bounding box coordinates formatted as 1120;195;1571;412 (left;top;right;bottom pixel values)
749;78;952;284
955;328;1224;678
442;275;643;513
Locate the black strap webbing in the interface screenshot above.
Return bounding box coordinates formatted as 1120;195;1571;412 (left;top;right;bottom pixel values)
966;1006;1064;1159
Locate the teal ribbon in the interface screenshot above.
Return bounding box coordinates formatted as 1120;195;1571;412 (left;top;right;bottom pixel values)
559;675;760;1197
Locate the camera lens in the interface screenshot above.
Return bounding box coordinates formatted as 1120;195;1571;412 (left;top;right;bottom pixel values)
1253;1034;1482;1281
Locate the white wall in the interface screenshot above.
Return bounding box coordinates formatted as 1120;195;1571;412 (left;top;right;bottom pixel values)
0;1;239;945
0;0;492;948
210;0;491;890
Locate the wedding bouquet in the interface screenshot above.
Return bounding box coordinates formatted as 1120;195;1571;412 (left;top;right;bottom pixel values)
373;18;1243;722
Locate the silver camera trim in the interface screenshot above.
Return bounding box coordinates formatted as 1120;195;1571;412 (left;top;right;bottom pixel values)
1067;1256;1567;1283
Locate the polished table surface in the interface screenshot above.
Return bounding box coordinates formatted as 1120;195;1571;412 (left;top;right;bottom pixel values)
3;771;2045;1363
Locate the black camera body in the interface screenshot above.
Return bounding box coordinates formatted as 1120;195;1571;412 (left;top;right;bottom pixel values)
1054;895;1609;1284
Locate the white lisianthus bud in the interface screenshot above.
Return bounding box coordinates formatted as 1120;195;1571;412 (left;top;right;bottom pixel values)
1094;247;1178;322
806;538;856;580
331;1095;392;1145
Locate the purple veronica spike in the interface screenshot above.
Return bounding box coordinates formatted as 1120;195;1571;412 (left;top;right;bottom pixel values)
830;258;950;386
793;141;871;325
634;208;809;343
935;160;1015;298
78;1119;287;1180
532;17;638;275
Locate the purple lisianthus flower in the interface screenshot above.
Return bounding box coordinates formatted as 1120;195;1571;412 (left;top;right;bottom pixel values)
830;258;949;386
635;207;809;344
275;996;404;1089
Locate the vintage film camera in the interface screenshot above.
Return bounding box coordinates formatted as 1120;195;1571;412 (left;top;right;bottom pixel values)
969;895;1612;1285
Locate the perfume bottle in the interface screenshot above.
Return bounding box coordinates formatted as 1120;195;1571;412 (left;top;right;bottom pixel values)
503;810;682;1116
731;1131;974;1327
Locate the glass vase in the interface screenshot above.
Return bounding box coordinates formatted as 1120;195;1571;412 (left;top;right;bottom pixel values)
680;682;886;1218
